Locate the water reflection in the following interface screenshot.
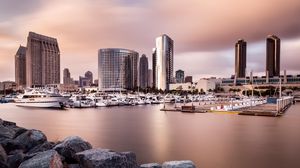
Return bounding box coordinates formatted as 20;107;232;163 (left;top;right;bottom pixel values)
1;103;300;167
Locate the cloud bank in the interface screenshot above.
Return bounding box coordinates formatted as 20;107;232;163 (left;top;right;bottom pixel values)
0;0;300;81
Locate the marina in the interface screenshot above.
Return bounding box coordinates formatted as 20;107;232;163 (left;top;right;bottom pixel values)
1;88;296;118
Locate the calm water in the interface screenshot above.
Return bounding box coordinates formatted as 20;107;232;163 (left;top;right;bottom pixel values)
1;103;300;168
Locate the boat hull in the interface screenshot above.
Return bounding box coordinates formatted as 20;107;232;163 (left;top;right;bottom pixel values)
16;102;64;108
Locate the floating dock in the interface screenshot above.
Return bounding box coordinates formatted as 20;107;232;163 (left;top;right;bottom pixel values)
161;97;294;117
238;104;279;117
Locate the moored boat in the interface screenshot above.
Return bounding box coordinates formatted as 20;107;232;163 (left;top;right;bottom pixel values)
15;89;67;108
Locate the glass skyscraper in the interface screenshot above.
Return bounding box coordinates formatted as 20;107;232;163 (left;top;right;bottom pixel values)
153;34;174;91
175;69;185;83
98;48;139;91
139;54;148;89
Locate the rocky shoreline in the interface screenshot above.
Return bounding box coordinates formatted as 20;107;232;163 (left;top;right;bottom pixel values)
0;118;196;168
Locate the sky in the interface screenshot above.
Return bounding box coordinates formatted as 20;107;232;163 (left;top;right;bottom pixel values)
0;0;300;82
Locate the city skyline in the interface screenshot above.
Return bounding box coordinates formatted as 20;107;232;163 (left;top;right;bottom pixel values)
1;0;300;81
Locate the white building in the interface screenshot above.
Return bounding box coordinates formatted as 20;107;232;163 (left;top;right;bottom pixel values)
169;82;193;91
195;78;220;92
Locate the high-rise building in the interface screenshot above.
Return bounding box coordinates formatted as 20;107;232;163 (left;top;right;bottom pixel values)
185;76;193;83
175;69;185;83
235;39;247;78
139;54;148;89
153;34;174;90
78;71;93;87
26;32;60;87
148;69;153;88
63;68;74;85
94;79;99;86
85;71;93;85
79;76;90;87
266;35;280;77
98;48;139;91
15;45;27;88
152;48;157;88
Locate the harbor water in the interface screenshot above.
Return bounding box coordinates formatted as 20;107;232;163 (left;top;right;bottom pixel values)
1;103;300;168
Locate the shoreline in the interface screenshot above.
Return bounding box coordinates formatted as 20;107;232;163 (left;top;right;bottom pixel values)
0;118;196;168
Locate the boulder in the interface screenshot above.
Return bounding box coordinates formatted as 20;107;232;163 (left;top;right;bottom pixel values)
54;136;92;163
19;150;63;168
67;164;81;168
0;139;24;154
0;145;7;167
162;161;196;168
0;125;15;142
140;163;162;168
7;152;24;168
12;127;27;139
14;130;47;152
121;151;137;167
0;120;16;127
28;141;55;155
75;148;139;168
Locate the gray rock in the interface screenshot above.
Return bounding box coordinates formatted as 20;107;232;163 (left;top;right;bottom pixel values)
67;164;81;168
162;161;196;168
11;127;27;139
0;139;24;154
0;144;7;164
76;148;139;168
121;151;137;167
28;141;55;155
0;120;16;127
8;149;23;155
19;150;63;168
0;125;15;142
7;152;24;168
140;163;162;168
23;151;42;161
54;136;92;163
14;129;47;152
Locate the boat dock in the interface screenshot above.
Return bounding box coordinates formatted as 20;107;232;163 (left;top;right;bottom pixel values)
161;97;294;117
161;105;208;113
239;97;294;116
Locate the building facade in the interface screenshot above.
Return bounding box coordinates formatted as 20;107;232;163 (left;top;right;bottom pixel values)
185;76;193;83
0;81;17;91
15;45;27;88
175;69;185;83
63;68;70;84
235;39;247;78
98;48;139;91
266;35;280;77
26;32;60;87
139;54;148;89
84;71;93;85
148;69;153;88
153;34;174;90
152;48;157;88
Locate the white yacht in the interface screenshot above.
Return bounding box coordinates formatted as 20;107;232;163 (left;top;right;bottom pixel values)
15;89;67;108
164;94;176;103
69;95;95;108
87;93;108;107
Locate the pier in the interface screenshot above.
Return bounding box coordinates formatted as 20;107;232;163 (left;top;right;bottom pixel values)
161;96;294;117
239;96;294;116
